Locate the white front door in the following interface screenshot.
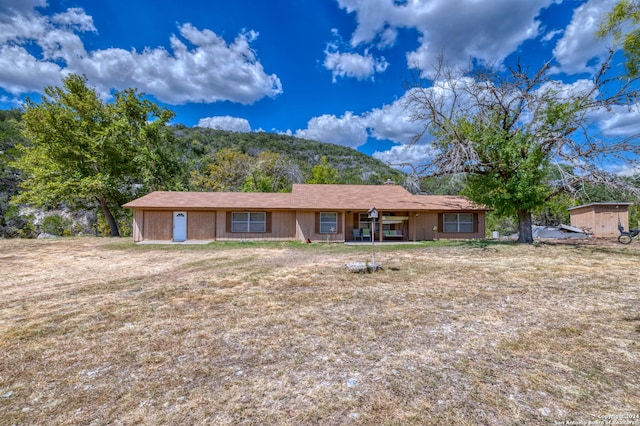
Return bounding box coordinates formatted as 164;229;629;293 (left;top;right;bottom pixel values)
173;211;187;242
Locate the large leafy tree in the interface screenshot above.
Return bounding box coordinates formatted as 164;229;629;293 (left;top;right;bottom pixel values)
241;150;302;192
0;109;27;236
407;56;640;243
13;74;179;236
452;111;553;242
190;148;301;192
598;0;640;77
306;156;341;184
191;148;253;192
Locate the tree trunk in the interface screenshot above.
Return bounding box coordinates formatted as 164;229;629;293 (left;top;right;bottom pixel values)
517;209;533;244
97;197;120;237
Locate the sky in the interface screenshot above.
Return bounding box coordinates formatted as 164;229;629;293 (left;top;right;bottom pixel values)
0;0;637;169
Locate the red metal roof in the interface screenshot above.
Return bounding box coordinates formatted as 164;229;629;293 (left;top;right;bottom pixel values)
567;202;632;211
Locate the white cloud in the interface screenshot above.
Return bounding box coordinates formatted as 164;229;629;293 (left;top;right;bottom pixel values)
0;10;47;44
197;116;252;132
365;95;424;144
337;0;554;77
528;78;598;116
372;143;435;167
293;90;425;154
323;48;388;82
51;8;96;32
377;27;398;49
551;0;618;75
541;29;563;43
599;106;640;137
0;0;46;18
102;24;283;105
607;163;640;177
295;112;369;148
0;7;283;105
0;45;62;94
337;0;397;47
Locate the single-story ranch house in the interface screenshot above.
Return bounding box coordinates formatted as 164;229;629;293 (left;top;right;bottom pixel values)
123;183;487;243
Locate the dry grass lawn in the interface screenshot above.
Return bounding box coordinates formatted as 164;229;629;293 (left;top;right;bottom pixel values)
1;237;639;425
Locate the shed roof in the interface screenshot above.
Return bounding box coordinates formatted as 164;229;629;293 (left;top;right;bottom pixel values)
568;202;633;211
123;184;487;212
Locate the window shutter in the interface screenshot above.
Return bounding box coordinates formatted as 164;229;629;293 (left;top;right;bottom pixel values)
473;213;478;233
337;213;343;234
226;212;232;233
266;212;272;233
315;212;320;234
438;213;443;232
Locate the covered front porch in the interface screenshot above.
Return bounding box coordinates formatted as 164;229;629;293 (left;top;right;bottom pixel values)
345;210;417;242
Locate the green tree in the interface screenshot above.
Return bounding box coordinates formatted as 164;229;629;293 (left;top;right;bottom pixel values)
407;56;640;243
598;0;640;77
0;109;28;237
240;150;302;192
13;74;179;237
191;148;253;191
191;148;301;192
306;156;340;184
419;174;466;195
452;113;553;241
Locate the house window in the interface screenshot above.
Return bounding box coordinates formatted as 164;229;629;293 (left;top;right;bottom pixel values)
320;212;338;233
357;213;369;228
231;212;266;233
443;213;474;233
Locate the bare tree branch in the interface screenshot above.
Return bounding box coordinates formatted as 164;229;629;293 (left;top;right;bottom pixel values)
405;53;640;242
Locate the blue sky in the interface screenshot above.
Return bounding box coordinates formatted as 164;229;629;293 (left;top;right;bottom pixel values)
0;0;637;168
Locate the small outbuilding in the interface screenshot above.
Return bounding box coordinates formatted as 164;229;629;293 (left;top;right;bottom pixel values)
568;202;633;238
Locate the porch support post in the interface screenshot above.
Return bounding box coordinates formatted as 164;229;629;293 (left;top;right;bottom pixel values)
413;213;417;242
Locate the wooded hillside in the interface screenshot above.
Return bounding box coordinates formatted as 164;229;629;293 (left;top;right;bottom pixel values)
171;125;404;185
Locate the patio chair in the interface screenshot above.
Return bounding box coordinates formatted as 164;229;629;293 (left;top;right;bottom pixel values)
361;228;371;241
352;228;362;241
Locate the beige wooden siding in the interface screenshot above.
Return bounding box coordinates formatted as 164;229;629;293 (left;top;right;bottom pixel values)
345;212;356;240
436;212;486;240
143;210;172;241
296;211;345;242
412;213;438;240
132;210;144;242
594;206;627;237
571;206;628;238
216;210;296;241
187;211;216;240
570;208;595;235
296;211;314;241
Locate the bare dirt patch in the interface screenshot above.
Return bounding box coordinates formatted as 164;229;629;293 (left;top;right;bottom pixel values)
1;238;639;425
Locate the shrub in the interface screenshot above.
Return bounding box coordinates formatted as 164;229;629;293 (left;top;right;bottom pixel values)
1;206;37;238
40;214;72;236
18;219;38;238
